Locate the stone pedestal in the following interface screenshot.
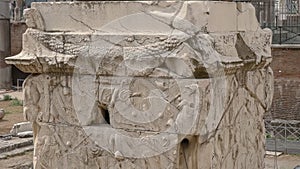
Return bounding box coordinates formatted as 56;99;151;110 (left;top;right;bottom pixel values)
6;1;273;169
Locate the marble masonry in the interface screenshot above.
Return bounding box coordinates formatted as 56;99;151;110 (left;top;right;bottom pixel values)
6;1;273;169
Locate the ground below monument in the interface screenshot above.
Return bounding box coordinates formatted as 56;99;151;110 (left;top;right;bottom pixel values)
0;99;23;135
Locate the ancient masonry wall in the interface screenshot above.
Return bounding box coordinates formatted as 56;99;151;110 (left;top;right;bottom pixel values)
10;22;29;86
11;22;27;56
264;48;300;120
271;48;300;79
6;1;273;169
267;79;300;120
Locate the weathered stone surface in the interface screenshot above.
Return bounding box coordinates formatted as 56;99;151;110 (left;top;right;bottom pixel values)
0;145;33;160
10;122;33;136
237;2;260;31
0;137;33;154
6;1;273;169
207;2;237;33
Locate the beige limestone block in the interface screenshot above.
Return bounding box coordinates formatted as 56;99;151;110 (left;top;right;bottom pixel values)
206;2;237;33
27;1;240;33
211;33;239;57
237;2;260;31
5;1;273;169
24;8;45;30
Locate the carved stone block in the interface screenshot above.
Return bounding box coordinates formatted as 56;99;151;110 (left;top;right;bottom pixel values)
6;1;273;169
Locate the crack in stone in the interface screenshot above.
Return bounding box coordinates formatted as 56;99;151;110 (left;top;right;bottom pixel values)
69;15;102;33
244;85;266;110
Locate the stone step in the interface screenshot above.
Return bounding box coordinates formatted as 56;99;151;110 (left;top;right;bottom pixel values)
8;161;33;169
0;137;33;154
0;145;33;160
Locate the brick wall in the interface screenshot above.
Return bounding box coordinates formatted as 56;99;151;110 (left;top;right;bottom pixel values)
266;79;300;120
271;48;300;79
265;48;300;120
